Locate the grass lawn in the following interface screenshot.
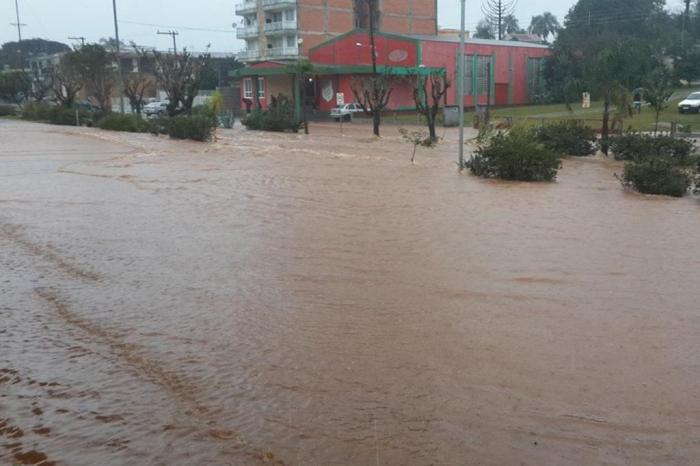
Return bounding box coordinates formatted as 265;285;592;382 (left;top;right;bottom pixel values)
489;88;700;132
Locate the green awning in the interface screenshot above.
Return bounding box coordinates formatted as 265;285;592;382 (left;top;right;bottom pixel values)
230;64;444;79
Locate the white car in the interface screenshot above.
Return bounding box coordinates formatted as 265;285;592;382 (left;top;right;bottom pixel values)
678;92;700;114
331;103;364;121
143;101;169;117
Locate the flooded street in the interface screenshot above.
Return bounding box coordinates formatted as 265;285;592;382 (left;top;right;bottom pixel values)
2;119;700;465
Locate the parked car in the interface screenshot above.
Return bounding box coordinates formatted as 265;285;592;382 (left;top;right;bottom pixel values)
331;103;364;121
143;101;169;117
678;92;700;114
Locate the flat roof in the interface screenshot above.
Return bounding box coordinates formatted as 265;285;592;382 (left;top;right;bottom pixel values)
407;35;550;49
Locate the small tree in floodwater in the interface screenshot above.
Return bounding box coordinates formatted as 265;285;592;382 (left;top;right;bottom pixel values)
644;68;674;135
399;128;436;164
412;71;450;142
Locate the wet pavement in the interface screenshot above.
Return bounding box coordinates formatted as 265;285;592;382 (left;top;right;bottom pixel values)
1;119;700;465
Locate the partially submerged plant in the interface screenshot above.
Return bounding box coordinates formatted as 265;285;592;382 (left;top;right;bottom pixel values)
399;128;436;164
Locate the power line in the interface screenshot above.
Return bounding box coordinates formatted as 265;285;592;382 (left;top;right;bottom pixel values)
123;20;235;34
69;36;86;47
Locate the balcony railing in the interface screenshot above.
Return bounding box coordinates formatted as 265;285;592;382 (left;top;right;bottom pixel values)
236;25;259;39
262;0;296;10
264;20;297;34
237;47;299;62
266;47;300;59
234;1;257;15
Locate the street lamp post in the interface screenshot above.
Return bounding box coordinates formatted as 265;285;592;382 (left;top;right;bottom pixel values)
112;0;125;113
457;0;466;169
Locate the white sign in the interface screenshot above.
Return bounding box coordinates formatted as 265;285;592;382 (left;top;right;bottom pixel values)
582;92;591;109
336;92;345;106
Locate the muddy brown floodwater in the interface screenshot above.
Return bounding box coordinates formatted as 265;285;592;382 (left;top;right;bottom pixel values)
1;119;700;466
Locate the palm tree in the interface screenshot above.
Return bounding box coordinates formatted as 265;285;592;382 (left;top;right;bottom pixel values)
529;13;561;42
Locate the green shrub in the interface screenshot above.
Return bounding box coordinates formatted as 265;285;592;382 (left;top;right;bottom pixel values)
146;117;170;136
467;127;562;181
620;158;692;197
167;115;215;142
535;120;597;156
0;104;17;116
192;104;218;127
610;133;697;165
48;106;82;126
242;94;301;133
97;113;148;133
21;102;51;121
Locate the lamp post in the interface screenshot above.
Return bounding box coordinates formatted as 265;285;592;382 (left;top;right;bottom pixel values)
457;0;466;169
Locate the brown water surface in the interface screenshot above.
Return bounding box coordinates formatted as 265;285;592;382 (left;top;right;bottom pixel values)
1;120;700;465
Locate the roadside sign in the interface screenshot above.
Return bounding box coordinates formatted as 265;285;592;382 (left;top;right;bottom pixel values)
582;92;591;109
336;93;344;106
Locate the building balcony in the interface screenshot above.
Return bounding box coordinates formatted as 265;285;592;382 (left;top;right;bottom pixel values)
263;20;297;34
236;25;259;39
262;0;297;11
234;1;257;15
266;47;300;60
237;46;299;62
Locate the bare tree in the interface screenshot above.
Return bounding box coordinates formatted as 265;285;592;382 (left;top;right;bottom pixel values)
151;48;211;117
68;44;115;112
50;60;83;108
123;73;151;116
351;0;393;136
481;0;517;40
412;71;451;142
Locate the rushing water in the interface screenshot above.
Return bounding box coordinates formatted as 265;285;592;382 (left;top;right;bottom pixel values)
1;119;700;465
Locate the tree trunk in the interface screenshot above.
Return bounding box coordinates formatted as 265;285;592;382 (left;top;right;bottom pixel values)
654;110;661;136
601;98;610;155
427;112;437;141
373;111;380;136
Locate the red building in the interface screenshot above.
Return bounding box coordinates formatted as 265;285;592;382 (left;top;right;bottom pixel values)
235;29;551;112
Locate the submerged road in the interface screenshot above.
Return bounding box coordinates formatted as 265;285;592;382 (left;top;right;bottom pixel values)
1;119;700;465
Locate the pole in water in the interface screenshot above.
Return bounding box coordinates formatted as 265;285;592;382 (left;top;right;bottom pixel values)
457;0;466;169
112;0;125;113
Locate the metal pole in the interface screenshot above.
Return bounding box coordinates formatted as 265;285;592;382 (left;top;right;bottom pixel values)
112;0;125;113
458;0;466;169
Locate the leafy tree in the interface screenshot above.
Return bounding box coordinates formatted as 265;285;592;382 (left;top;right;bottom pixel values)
548;0;666;153
502;15;524;34
474;20;496;39
0;70;31;105
644;68;675;134
0;39;70;69
150;48;211;117
412;71;450;142
529;13;561;42
68;44;116;112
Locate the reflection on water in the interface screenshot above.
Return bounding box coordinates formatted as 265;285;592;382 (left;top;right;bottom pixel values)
1;120;700;465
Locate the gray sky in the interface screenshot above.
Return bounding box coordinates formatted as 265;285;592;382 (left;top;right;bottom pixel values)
2;0;581;53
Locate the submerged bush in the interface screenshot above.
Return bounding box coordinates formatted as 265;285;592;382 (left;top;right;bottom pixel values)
467;127;562;181
242;94;301;133
610;133;696;165
97;113;148;133
167;115;215;142
535;120;597;156
620;158;692;197
22;103;96;126
0;104;17;116
21;102;51;121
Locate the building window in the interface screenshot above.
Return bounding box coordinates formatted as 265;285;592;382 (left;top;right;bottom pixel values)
462;55;492;96
257;77;265;99
353;0;380;29
284;9;295;21
527;57;544;102
243;78;253;99
286;35;297;48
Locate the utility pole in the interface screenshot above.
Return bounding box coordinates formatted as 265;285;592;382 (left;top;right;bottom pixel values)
69;36;86;47
158;30;180;55
11;0;27;69
682;0;691;48
112;0;125;113
458;0;466;169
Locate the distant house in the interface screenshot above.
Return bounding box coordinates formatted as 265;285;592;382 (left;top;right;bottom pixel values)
503;33;544;45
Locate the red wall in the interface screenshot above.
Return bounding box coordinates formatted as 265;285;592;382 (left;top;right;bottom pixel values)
310;32;418;68
420;39;551;107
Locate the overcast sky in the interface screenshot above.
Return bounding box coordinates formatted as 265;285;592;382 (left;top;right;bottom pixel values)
0;0;639;53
